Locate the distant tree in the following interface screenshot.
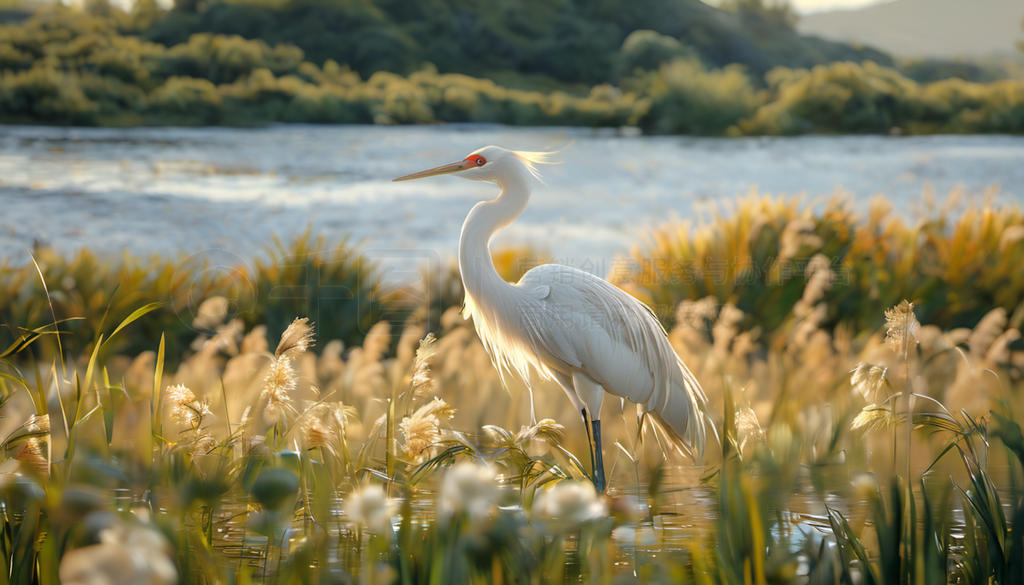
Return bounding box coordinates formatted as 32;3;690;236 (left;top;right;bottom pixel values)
721;0;797;29
615;30;699;80
901;59;990;84
84;0;113;17
172;0;201;14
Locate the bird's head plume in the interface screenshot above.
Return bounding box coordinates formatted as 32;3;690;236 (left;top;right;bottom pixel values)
392;145;565;185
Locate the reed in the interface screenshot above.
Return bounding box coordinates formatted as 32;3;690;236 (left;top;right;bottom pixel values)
0;192;1020;584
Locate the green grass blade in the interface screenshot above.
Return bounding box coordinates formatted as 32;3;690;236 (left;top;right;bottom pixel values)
107;301;167;341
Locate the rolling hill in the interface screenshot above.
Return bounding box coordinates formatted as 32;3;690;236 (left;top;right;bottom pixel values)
799;0;1024;58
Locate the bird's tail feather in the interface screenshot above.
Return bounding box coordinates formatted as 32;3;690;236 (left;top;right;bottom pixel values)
649;378;708;463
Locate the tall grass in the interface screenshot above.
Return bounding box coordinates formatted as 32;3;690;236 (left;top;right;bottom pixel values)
0;229;391;363
0;192;1021;584
613;190;1024;337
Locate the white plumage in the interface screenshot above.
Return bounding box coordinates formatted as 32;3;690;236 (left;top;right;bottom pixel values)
394;146;707;490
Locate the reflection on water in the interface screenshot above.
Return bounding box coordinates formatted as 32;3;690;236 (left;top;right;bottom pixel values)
2;125;1023;272
114;462;1016;579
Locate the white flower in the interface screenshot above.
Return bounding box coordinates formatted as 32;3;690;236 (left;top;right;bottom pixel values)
59;520;177;585
532;480;607;532
345;484;396;535
439;462;498;522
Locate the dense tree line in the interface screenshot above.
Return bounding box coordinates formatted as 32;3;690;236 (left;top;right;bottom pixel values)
0;5;1022;134
139;0;887;85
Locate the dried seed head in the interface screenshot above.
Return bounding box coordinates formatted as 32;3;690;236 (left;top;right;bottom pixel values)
275;318;315;360
418;397;455;420
166;384;210;427
166;384;196;407
794;254;835;317
884;300;920;356
192;296;230;331
779;218;823;261
852;404;899;432
182;429;217;453
986;328;1021;365
675;297;717;330
331;403;357;429
410;333;438;397
399;398;454;463
734;405;764;452
850;363;889;401
262;359;296;413
302;416;333;450
712;303;744;350
968;308;1008;358
368;414;388;440
247;435;270;456
999;225;1024;252
399;414;440;464
515;419;565;444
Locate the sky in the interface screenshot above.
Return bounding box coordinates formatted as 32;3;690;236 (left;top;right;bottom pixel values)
703;1;891;15
788;0;888;13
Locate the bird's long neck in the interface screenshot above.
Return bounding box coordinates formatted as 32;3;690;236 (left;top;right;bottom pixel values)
459;172;532;300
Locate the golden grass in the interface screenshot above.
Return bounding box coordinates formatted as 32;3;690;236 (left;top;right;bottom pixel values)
0;192;1021;584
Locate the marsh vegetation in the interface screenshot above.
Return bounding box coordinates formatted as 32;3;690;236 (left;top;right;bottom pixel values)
0;192;1022;584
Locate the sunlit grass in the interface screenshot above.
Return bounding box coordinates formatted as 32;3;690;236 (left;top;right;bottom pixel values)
0;191;1021;584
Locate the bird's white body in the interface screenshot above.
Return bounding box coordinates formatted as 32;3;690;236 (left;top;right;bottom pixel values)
396;146;707;487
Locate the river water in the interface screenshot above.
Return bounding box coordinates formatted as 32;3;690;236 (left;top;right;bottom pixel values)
1;124;1023;272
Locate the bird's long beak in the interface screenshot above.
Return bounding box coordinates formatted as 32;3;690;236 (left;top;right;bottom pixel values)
392;159;473;181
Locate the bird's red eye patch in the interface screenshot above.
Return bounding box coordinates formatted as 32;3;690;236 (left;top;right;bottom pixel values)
465;154;486;166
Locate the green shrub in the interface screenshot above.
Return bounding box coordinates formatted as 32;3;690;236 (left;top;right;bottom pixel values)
147;75;220;123
739;61;1024;135
0;65;98;124
632;57;758;135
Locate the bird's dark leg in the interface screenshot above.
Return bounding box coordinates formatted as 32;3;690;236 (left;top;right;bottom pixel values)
591;418;606;492
581;409;597;484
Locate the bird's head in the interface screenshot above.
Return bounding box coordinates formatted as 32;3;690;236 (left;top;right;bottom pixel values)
392;146;554;184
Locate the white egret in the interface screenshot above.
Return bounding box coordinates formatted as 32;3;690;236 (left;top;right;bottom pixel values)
394;146;707;491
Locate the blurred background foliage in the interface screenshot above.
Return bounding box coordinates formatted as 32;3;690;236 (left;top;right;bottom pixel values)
613;191;1024;336
0;230;389;365
0;1;1021;133
4;191;1022;369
